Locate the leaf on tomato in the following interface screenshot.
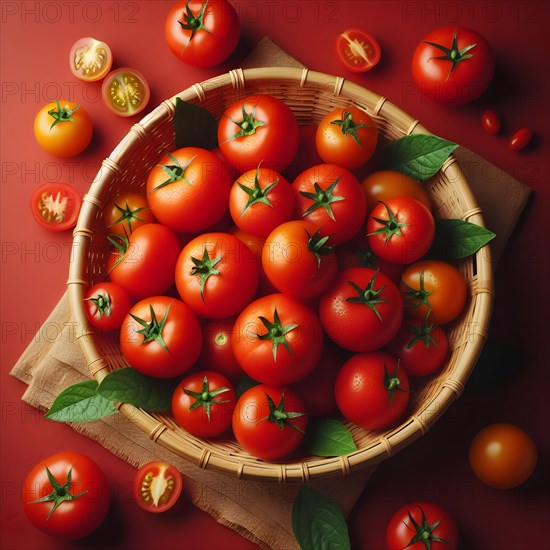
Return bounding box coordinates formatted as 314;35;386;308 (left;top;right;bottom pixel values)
292;486;351;550
173;97;218;150
97;367;174;412
45;380;117;422
432;219;496;259
303;418;357;457
379;134;458;181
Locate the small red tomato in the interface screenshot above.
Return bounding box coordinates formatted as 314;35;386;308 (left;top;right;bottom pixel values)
133;461;182;513
509;128;533;151
84;281;131;331
335;28;381;73
481;109;501;135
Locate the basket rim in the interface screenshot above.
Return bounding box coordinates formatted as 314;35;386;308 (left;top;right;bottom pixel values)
67;67;494;482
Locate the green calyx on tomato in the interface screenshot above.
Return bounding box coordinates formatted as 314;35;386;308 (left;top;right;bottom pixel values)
190;248;222;301
345;270;388;321
152;152;196;192
406;319;439;350
238;163;279;215
47;100;80;129
84;292;112;319
177;0;210;42
225;103;266;141
404;507;449;549
107;200;151;234
329;110;371;149
107;233;130;271
28;466;88;519
401;270;433;314
384;363;406;406
258;392;306;433
129;303;171;354
368;201;410;244
256;308;299;361
306;229;335;268
300;177;344;222
424;28;477;80
182;375;231;421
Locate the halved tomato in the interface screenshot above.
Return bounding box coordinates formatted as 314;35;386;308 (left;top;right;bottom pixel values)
69;37;113;82
133;462;183;513
30;182;81;231
101;68;150;117
336;28;381;73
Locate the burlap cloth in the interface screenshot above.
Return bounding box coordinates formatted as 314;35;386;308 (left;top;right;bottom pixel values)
10;38;531;550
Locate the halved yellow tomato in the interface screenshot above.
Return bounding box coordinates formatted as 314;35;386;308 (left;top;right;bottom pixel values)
101;68;150;117
69;37;113;82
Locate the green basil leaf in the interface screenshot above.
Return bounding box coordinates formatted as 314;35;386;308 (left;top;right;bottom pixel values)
97;368;173;412
379;134;458;181
303;418;357;457
292;486;351;550
45;380;117;422
173;97;218;150
433;219;496;259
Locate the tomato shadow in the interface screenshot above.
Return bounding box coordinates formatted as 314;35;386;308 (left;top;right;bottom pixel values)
77;496;126;548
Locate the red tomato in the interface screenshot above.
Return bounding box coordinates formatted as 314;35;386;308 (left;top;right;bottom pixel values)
107;223;181;301
481;109;501;135
84;281;131;331
292;163;367;244
386;319;449;377
400;260;467;325
218;94;299;173
23;452;109;541
315;106;378;170
119;296;202;378
233;293;323;385
146;147;231;233
509;128;533;151
335;351;410;430
172;371;236;438
387;501;458;550
69;37;112;82
165;0;240;68
335;28;381;73
320;267;403;352
469;423;537;489
367;197;435;264
262;220;337;299
101;68;150;117
232;384;307;460
175;232;258;319
133;461;182;513
30;182;81;231
103;191;156;237
229;164;295;237
411;26;495;105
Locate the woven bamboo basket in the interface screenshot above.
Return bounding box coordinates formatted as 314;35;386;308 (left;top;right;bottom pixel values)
68;67;494;482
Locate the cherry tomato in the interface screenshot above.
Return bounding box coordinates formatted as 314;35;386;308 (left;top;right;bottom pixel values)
84;281;131;331
133;461;182;513
101;68;150;117
69;37;113;82
30;182;81;231
315;106;378;170
469;423;537;489
335;351;410;430
481;109;501;135
34;100;93;157
23;452;109;540
232;384;307;461
335;28;381;73
509;128;533;151
387;501;458;550
103;191;155;237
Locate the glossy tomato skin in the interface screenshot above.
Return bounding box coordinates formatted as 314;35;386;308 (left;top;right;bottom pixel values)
412;26;494;106
69;37;112;82
336;28;381;73
34;101;93;157
133;462;182;513
262;220;337;299
30;182;81;231
172;370;236;438
481;109;501;135
367;197;435;264
233;293;323;385
108;223;181;301
103;191;155;237
120;296;202;378
509;128;533;151
218;94;299;173
387;501;458;550
147;147;231;233
23;452;109;541
469;423;537;489
232;384;307;460
165;0;240;68
400;260;467;324
320;267;403;352
335;351;410;430
101;68;150;117
316;106;378;170
175;232;258;319
84;281;131;331
292;163;367;244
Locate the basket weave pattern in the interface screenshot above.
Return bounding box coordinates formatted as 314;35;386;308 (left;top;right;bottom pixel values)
68;68;494;482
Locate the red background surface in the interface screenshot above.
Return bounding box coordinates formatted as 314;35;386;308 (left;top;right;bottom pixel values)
1;1;549;548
